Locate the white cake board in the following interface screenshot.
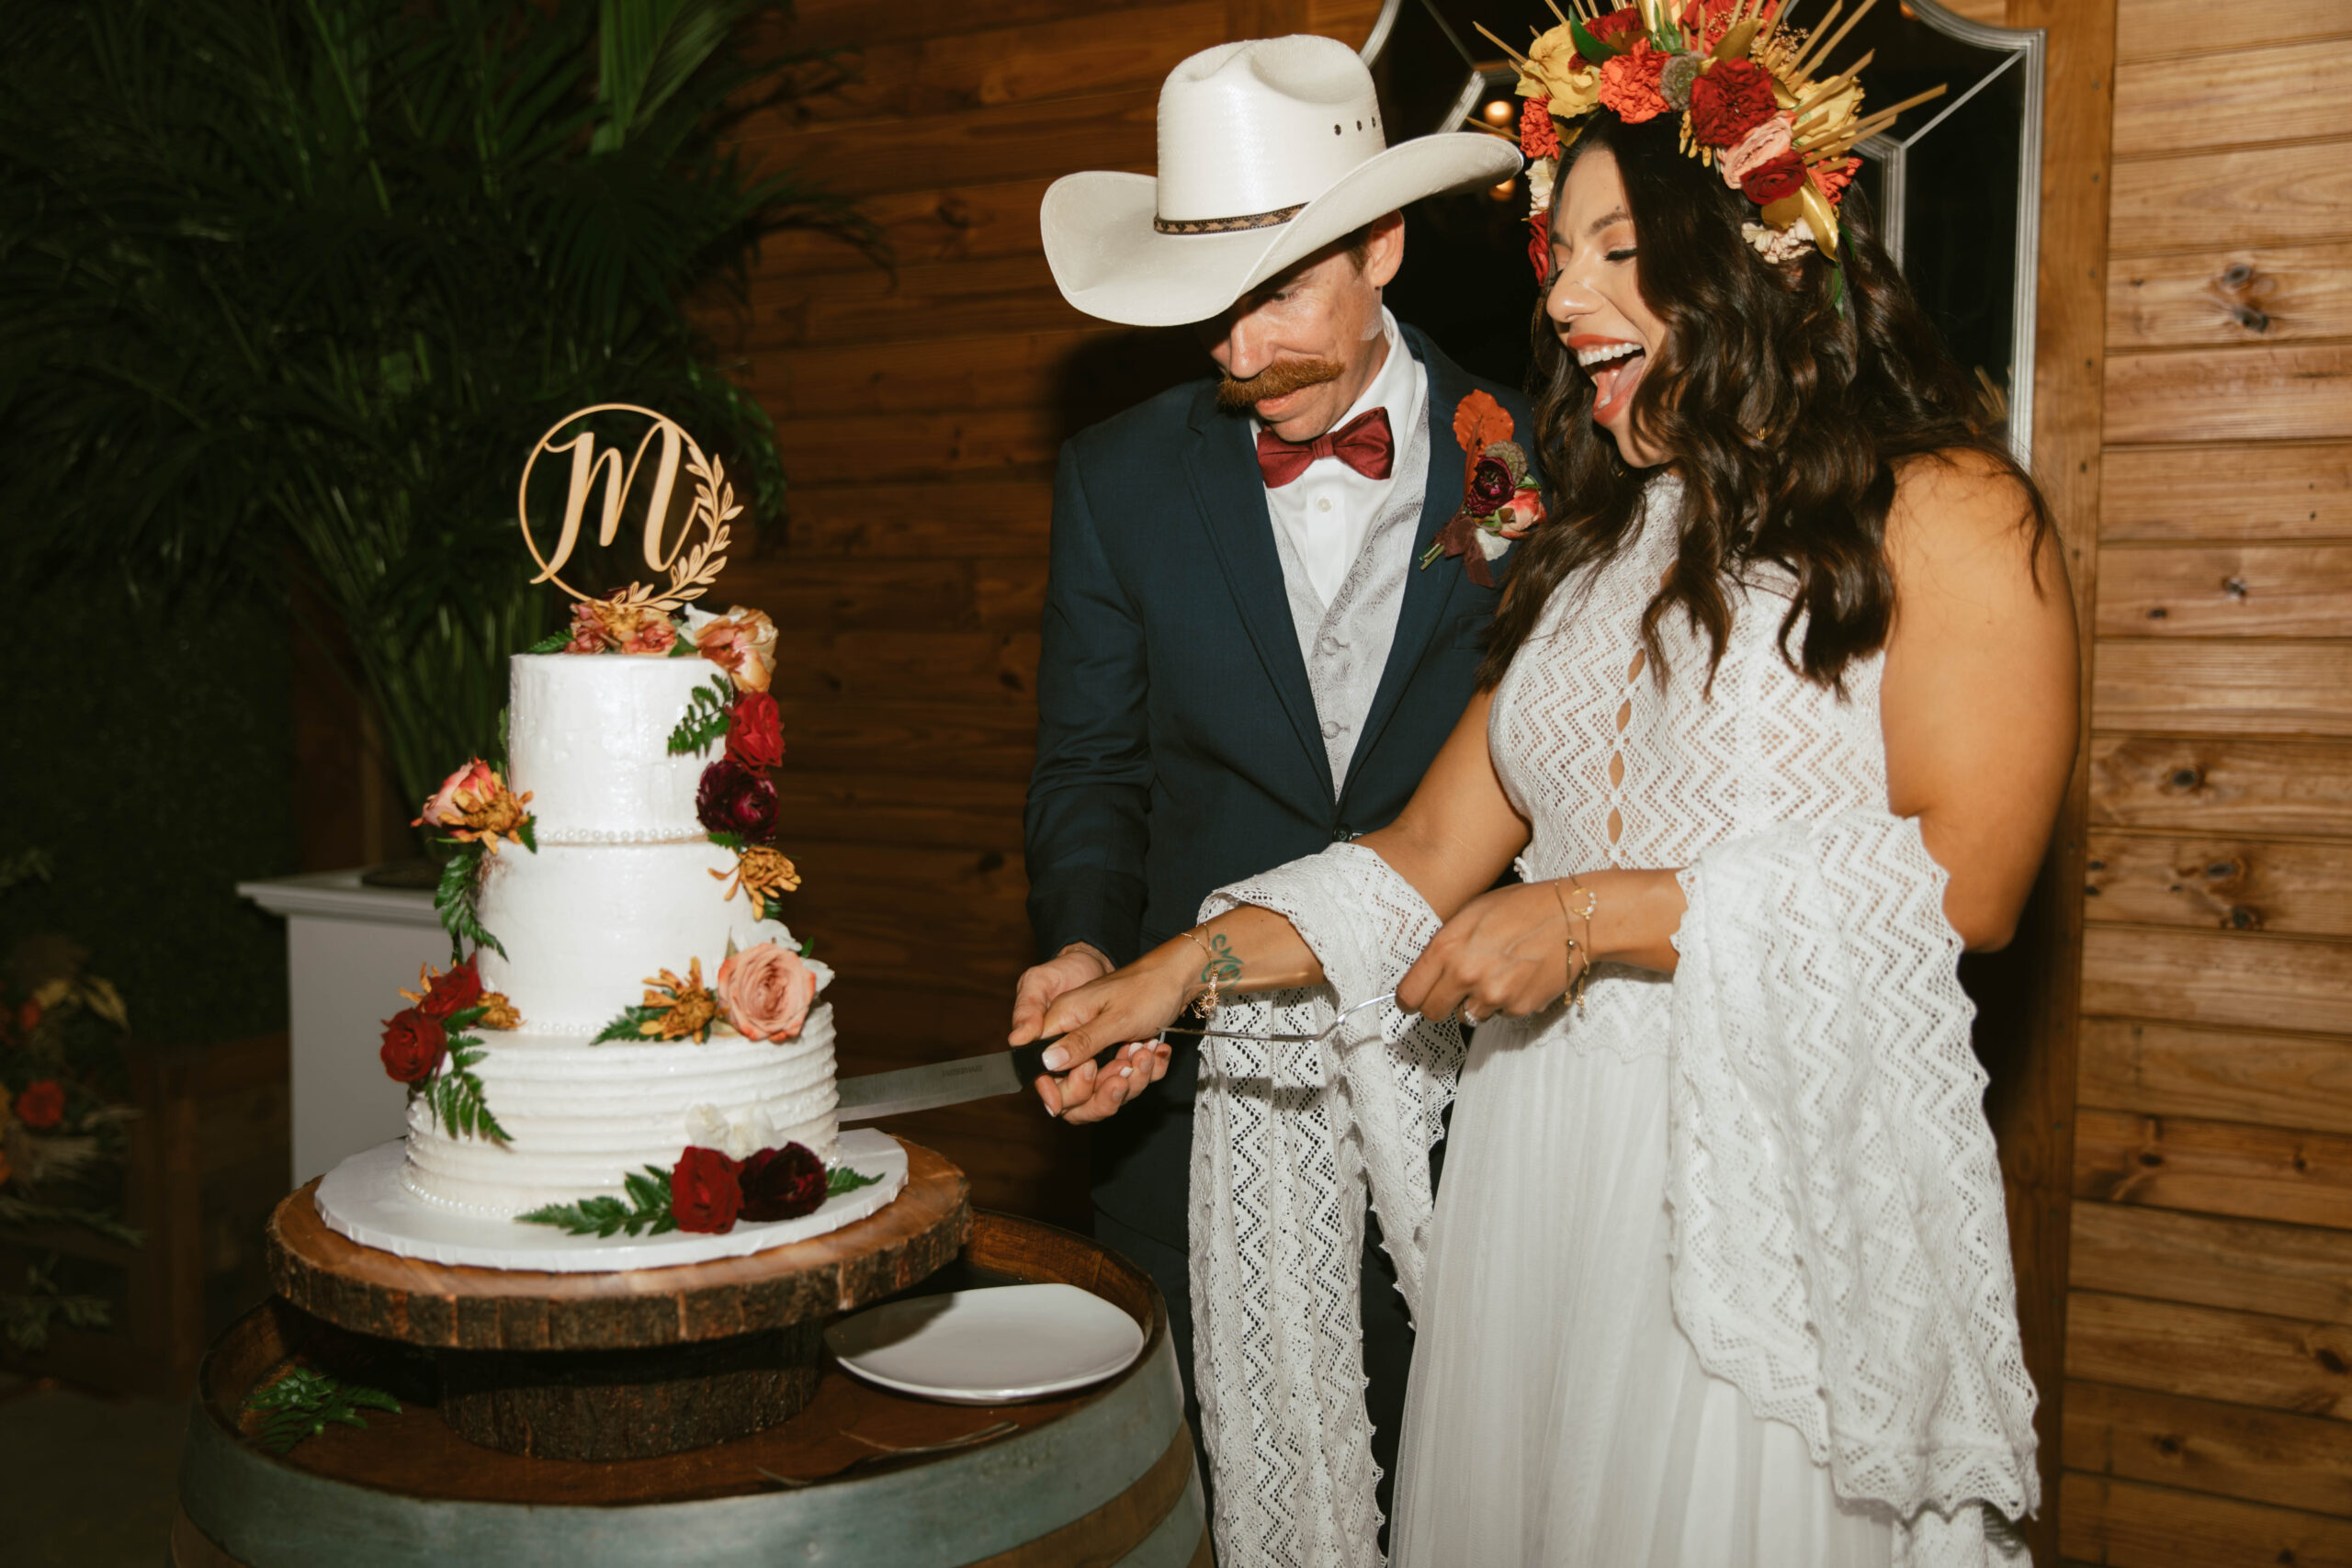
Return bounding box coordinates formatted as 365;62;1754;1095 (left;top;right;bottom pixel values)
313;1127;909;1273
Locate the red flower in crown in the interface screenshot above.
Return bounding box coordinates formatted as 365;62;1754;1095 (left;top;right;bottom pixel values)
1598;39;1670;125
671;1145;744;1234
1579;7;1645;62
1520;97;1560;160
1740;151;1811;206
1527;213;1553;286
1689;59;1778;148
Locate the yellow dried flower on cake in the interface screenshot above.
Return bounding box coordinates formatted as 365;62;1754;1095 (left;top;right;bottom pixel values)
712;844;802;908
475;993;522;1031
413;760;536;852
639;959;719;1042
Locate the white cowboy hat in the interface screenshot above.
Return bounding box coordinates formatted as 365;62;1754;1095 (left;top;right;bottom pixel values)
1041;35;1521;329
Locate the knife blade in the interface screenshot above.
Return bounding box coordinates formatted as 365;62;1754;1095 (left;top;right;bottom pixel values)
834;1037;1125;1123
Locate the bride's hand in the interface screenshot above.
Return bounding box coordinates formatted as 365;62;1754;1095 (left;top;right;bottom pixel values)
1031;950;1193;1123
1398;881;1576;1025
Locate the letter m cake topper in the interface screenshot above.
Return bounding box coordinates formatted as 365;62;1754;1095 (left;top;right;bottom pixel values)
515;403;740;612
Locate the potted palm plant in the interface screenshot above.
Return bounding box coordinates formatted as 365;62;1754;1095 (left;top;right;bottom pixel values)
0;0;868;826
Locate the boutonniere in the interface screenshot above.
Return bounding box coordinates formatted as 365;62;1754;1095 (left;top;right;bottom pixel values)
1420;390;1546;589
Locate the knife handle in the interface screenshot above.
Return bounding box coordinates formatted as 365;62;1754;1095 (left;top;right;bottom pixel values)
1008;1035;1128;1086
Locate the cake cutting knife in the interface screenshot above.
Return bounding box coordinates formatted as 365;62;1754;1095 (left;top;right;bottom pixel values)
833;994;1398;1122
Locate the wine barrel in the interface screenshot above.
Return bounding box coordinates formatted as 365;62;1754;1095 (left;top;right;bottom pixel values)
175;1212;1208;1568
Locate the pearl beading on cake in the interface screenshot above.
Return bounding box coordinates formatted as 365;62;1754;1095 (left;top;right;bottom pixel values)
532;825;711;846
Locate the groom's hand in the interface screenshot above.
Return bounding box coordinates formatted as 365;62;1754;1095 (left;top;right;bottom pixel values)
1030;947;1193;1123
1012;942;1121;1118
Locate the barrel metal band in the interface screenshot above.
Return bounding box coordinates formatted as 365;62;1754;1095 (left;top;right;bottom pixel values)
1152;202;1304;234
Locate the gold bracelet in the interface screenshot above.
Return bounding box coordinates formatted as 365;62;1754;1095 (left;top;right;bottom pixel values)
1550;882;1584;1016
1556;875;1599;1015
1182;928;1227;1013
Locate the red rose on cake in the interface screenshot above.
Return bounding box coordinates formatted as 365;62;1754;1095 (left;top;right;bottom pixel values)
696;758;779;841
724;690;786;772
740;1143;828;1222
379;1009;447;1084
716;941;818;1042
670;1145;744;1234
406;956;483;1020
15;1079;65;1131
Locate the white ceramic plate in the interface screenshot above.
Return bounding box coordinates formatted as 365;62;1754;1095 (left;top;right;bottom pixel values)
825;1283;1146;1404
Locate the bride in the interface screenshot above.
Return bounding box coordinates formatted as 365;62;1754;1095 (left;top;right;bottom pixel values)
1033;73;2076;1568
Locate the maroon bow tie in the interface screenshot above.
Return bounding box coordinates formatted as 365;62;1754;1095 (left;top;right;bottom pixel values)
1254;407;1395;489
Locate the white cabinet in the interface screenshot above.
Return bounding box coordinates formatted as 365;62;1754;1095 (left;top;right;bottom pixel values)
238;871;446;1185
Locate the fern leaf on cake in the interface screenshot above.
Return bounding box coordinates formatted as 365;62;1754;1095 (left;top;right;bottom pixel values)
593;1005;665;1043
666;675;734;756
433;846;507;962
518;1166;679;1236
426;1043;511;1143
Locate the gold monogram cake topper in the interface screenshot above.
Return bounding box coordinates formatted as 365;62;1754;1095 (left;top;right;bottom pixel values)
515;403;739;612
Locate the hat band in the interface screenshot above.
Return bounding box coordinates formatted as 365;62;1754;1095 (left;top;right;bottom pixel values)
1153;200;1305;235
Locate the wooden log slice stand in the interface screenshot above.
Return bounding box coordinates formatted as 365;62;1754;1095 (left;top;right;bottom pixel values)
264;1138;970;1461
178;1182;1206;1568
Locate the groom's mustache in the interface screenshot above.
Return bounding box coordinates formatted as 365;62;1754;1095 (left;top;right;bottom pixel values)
1216;356;1345;410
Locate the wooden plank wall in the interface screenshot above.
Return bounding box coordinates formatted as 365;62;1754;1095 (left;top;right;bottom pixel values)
718;0;1383;1223
2062;2;2352;1562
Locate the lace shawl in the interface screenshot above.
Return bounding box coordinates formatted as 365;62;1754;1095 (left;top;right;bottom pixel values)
1191;814;2037;1568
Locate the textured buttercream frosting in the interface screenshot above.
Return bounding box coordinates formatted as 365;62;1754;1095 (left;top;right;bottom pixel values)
399;648;840;1217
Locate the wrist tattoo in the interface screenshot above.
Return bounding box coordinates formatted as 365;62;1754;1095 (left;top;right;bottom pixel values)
1184;930;1243;1011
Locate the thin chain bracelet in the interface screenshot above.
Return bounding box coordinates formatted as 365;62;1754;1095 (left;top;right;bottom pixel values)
1183;928;1230;1013
1556;875;1600;1015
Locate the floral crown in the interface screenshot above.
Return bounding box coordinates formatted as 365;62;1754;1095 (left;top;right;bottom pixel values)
1483;0;1942;285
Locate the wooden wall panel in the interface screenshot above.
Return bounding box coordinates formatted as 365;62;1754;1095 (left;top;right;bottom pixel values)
2067;1382;2352;1520
2101;442;2352;542
2087;738;2352;835
2115;0;2352;62
2108;242;2352;350
726;0;1384;1224
2075;15;2352;1537
2080;926;2352;1035
2091;640;2352;739
2062;1472;2352;1568
2108;142;2352;256
2110;39;2350;159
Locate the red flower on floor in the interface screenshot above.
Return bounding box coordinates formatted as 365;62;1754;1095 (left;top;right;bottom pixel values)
15;1079;64;1131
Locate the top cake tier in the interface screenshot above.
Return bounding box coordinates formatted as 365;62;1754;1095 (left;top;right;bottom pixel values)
507;653;719;841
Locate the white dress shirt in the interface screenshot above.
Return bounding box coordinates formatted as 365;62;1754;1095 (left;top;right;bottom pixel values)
1254;309;1429;609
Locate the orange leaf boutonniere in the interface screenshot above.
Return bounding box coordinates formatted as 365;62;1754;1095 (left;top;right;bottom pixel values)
1423;392;1546;589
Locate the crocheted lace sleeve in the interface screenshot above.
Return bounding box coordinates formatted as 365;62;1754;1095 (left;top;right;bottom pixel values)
1669;807;2040;1564
1191;842;1465;1568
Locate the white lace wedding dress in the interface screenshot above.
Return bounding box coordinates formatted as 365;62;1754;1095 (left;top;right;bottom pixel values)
1191;475;2039;1568
1392;481;1900;1563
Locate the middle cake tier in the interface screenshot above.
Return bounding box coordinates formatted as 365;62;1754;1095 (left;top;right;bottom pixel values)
473;838;792;1033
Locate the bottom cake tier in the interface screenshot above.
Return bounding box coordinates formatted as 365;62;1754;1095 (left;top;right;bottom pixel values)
400;1006;839;1217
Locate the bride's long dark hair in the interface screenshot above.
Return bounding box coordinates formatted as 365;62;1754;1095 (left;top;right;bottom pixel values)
1479;111;2050;691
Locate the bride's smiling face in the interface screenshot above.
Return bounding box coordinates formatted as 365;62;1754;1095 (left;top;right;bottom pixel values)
1544;148;1668;468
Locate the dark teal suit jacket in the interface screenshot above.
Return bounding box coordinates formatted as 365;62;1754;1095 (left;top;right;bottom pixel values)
1023;323;1535;1243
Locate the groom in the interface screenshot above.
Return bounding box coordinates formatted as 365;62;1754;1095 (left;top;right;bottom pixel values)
1008;33;1528;1531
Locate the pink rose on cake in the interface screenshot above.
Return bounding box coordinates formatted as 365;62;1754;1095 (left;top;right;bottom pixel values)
716;941;818;1042
694;606;777;693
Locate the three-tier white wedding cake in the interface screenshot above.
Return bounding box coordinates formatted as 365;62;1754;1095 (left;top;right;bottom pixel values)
397;650;838;1217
